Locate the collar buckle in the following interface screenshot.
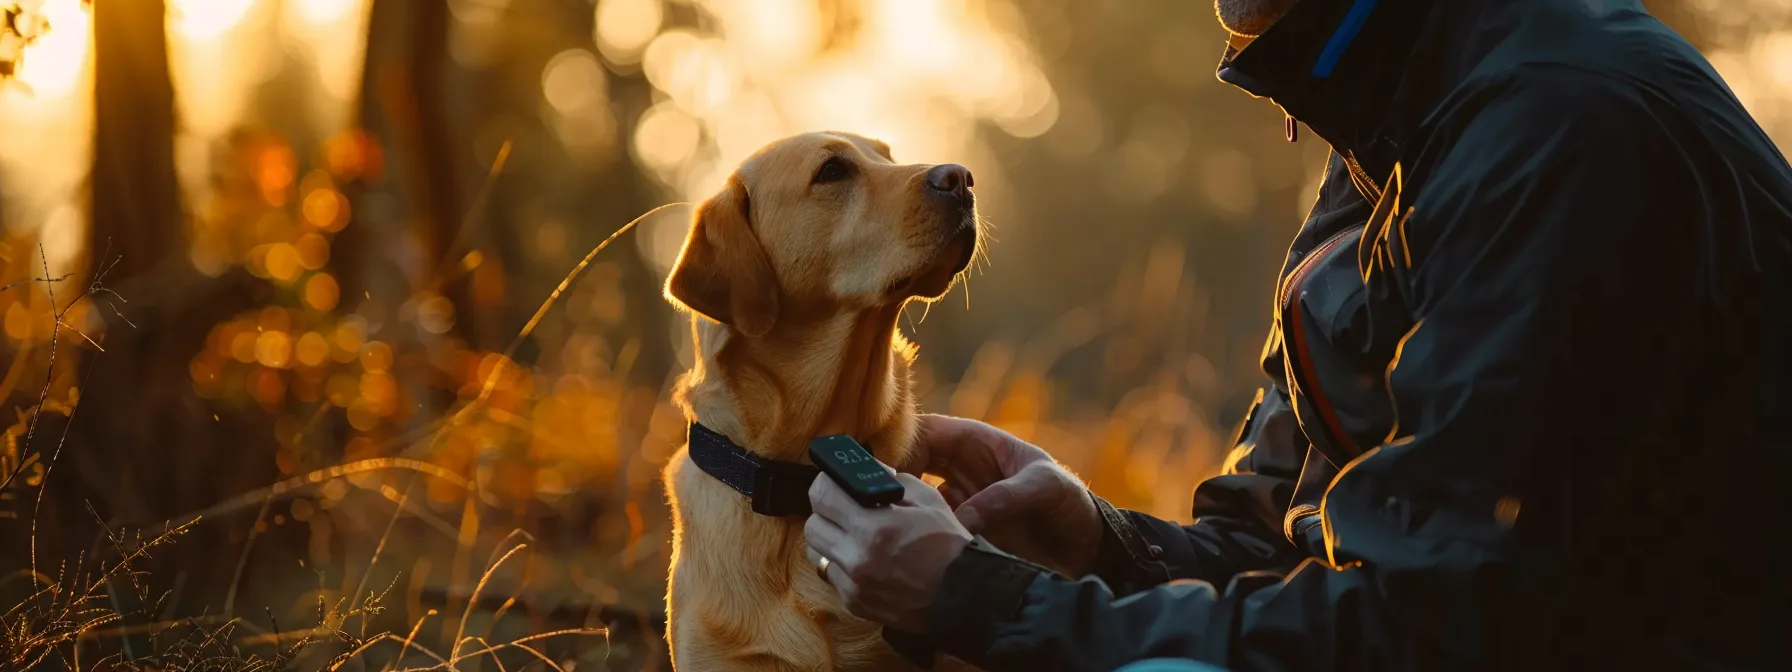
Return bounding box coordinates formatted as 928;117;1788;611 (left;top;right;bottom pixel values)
689;423;819;517
749;464;812;516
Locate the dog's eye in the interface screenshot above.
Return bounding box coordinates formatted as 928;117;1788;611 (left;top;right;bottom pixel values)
812;157;851;184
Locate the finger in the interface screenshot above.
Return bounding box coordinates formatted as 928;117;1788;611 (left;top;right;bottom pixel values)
804;544;827;583
803;544;856;596
937;480;967;508
955;466;1059;533
918;415;1014;483
915;414;979;470
894;473;947;508
803;515;858;573
915;413;968;449
826;558;855;596
876;459;944;508
935;464;996;506
808;471;869;526
824;554;860;607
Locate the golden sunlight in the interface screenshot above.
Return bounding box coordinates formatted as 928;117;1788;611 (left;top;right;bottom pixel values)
13;0;88;101
617;0;1059;272
1703;28;1792;150
0;0;92;276
280;0;372;109
168;0;259;40
167;0;279;142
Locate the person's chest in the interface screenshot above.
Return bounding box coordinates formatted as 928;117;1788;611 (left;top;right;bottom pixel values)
1262;150;1417;469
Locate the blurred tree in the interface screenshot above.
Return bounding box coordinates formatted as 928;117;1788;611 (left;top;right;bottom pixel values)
51;0;278;621
351;0;546;354
349;0;496;459
417;0;678;556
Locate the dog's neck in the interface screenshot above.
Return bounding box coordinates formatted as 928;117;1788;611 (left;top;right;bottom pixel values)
676;303;918;465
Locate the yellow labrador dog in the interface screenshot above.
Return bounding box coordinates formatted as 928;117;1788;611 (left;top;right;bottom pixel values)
661;132;982;671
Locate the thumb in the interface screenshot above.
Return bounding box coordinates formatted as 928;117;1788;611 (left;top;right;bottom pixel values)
954;465;1056;534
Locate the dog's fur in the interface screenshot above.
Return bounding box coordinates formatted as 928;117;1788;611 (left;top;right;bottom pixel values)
661;132;981;671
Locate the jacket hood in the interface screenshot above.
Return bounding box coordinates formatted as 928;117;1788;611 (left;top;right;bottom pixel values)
1215;0;1635;189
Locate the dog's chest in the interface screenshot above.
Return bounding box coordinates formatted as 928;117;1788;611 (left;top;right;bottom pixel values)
666;451;929;671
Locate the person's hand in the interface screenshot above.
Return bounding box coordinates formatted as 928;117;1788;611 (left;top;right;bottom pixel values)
804;467;971;634
908;414;1103;578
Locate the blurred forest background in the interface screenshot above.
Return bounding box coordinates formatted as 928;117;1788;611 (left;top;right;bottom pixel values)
0;0;1786;669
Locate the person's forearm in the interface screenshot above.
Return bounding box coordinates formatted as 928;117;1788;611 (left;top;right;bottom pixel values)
930;545;1232;671
1088;493;1303;596
925;542;1493;672
1081;385;1310;594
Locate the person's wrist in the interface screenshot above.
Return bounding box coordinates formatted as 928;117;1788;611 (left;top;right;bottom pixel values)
1084;493;1168;593
902;509;975;634
925;540;1045;660
1050;467;1102;577
1067;493;1103;577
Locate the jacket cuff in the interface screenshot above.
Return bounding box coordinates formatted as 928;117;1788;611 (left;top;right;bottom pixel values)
928;540;1044;660
880;628;938;669
1090;493;1170;594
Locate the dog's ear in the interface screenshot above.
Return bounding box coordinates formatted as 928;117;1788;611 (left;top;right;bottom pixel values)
868;139;893;162
665;176;779;337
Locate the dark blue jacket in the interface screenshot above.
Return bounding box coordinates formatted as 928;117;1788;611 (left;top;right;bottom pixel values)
919;0;1792;669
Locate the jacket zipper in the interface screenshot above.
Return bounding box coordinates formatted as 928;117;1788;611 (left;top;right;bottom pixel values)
1281;224;1366;457
1279;225;1364;309
1283;503;1322;543
1344;151;1384;204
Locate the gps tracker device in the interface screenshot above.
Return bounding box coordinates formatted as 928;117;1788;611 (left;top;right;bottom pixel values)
809;435;905;508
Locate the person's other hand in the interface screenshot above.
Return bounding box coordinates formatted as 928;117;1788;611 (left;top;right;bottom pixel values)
907;414;1103;578
805;467;971;633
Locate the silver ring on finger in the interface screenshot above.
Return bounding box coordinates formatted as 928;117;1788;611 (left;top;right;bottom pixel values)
815;554;833;584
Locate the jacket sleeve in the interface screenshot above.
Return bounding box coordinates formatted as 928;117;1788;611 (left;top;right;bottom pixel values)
923;67;1712;672
1086;386;1311;595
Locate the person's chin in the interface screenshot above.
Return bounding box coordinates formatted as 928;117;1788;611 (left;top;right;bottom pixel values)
1215;0;1296;37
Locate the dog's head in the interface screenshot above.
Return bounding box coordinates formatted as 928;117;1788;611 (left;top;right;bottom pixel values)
665;131;981;336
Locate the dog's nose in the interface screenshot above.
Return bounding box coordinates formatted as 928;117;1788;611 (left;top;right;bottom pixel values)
926;164;974;202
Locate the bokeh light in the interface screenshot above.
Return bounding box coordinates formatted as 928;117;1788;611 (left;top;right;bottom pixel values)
594;0;662;64
13;0;89;100
0;3;1786;668
168;0;258;40
625;0;1061;271
543;49;606;114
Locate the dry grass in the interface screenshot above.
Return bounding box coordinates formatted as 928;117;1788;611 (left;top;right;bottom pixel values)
0;162;1234;669
0;232;630;669
0;515;607;670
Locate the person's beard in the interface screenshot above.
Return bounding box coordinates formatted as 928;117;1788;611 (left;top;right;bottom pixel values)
1215;0;1300;37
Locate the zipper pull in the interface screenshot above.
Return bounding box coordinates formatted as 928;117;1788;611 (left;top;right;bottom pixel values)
1285;114;1300;143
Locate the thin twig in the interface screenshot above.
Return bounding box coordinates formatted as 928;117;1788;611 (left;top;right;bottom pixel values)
128;457;470;544
437;627;609;667
502;641;566;672
28;327;102;592
384;609;436;672
0;273;72;293
221;490;276;618
1;244;121;495
449;542;528;664
420;201;687;458
4;245;63;501
347;474;416;641
424;139;513;295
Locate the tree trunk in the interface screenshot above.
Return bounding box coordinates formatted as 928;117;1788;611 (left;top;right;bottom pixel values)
61;0;275;622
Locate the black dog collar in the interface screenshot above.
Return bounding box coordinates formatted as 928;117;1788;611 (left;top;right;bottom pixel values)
687;423;940;667
688;423;821;517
